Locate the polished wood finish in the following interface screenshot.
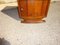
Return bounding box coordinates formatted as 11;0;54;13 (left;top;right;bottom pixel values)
17;0;50;23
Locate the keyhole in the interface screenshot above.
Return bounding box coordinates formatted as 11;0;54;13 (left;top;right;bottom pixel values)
21;8;24;11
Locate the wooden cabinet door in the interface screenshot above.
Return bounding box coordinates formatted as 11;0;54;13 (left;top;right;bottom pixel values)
17;0;50;23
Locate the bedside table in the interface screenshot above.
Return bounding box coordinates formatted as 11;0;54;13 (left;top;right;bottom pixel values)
17;0;50;23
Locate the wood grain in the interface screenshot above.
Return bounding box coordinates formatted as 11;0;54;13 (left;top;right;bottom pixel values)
17;0;50;23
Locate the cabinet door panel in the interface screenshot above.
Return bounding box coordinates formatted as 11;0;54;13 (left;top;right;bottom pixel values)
17;0;50;23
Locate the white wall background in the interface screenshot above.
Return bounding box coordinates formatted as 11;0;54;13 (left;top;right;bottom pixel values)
0;0;16;3
52;0;60;1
